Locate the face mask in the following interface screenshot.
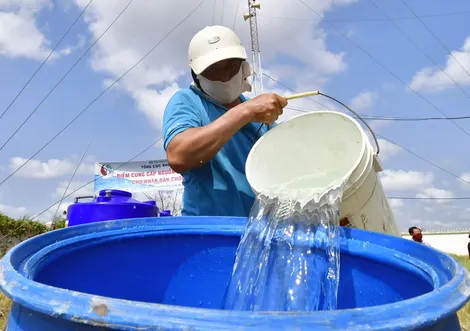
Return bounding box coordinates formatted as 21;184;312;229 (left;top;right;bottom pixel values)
197;61;252;104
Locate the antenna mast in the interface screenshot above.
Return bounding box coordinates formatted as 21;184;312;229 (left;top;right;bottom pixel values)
244;0;263;96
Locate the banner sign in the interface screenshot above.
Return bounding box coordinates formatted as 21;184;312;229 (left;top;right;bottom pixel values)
94;159;183;194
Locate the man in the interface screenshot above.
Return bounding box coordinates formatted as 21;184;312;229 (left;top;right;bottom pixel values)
467;233;470;259
163;26;287;217
408;226;431;246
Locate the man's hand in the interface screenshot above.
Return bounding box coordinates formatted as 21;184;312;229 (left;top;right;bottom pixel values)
242;93;288;125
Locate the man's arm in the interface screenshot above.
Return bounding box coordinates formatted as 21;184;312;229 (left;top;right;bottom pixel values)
166;107;251;173
163;93;287;174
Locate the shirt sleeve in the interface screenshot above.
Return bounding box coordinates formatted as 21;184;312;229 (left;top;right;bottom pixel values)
163;91;202;151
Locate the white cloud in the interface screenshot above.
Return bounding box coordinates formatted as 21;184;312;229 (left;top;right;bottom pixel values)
389;199;404;209
0;0;55;60
32;180;95;222
461;172;470;181
391;200;468;231
416;187;455;204
409;36;470;92
57;34;86;56
348;90;392;132
379;175;465;232
71;0;357;130
131;84;181;129
377;139;402;162
380;169;434;191
350;91;377;113
0;1;83;61
0;203;28;219
9;155;95;179
54;180;94;199
423;206;434;213
405;215;466;231
459;172;470;190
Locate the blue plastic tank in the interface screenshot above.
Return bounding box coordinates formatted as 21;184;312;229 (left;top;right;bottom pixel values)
0;217;469;330
159;209;172;217
67;189;158;226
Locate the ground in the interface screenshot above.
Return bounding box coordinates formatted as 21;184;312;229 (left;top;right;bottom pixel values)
455;255;470;331
0;256;469;330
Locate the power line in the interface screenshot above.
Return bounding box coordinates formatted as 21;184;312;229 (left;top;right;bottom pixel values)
286;105;470;121
212;0;216;25
0;0;206;189
296;0;470;140
263;73;329;110
52;140;92;222
388;197;470;200
232;0;241;30
258;10;470;23
366;0;470;102
366;115;470;121
31;137;470;220
363;116;470;122
0;0;135;152
267;70;470;122
0;0;93;121
262;73;470;188
29;133;470;221
376;134;470;186
32;138;162;220
287;111;470;200
221;0;225;24
31;138;470;220
400;0;470;79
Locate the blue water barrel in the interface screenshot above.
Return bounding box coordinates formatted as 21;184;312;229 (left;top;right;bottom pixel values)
1;217;469;330
67;189;158;226
159;209;172;217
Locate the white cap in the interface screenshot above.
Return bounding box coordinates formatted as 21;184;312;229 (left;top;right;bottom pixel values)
188;26;247;75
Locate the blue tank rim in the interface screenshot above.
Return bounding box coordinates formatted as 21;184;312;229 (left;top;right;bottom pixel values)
0;216;469;331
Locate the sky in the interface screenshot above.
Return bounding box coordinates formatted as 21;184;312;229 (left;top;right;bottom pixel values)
0;0;470;232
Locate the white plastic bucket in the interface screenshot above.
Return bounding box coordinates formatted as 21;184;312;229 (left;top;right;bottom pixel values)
246;110;400;236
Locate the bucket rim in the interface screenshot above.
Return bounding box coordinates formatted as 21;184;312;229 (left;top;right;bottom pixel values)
0;217;468;331
246;110;367;195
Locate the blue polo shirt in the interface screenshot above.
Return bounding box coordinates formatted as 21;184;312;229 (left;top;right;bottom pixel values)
163;86;274;217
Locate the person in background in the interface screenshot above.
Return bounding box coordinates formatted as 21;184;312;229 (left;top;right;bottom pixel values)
467;233;470;259
163;26;288;217
408;226;431;246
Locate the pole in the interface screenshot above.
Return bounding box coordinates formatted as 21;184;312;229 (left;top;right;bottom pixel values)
245;0;263;96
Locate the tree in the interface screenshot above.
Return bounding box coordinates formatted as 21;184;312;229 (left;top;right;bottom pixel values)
51;210;67;229
142;189;183;216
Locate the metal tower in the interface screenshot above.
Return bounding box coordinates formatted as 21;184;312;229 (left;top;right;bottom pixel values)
244;0;263;96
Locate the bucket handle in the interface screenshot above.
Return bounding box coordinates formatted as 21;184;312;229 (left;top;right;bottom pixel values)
74;195;95;203
317;92;380;155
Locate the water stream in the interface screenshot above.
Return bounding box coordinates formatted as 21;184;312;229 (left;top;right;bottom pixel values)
223;185;344;311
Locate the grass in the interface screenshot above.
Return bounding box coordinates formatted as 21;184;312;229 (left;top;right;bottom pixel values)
0;254;468;330
454;255;470;331
0;294;9;331
0;251;8;331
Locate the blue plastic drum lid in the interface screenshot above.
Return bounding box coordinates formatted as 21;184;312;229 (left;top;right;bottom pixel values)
0;217;469;331
67;189;158;226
